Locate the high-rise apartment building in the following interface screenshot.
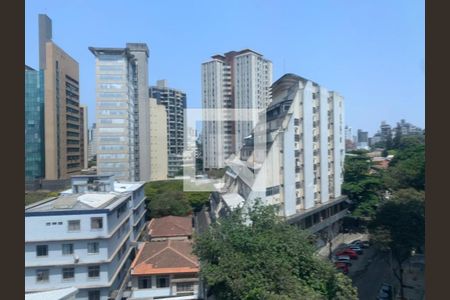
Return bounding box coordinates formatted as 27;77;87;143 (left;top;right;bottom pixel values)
201;49;272;170
149;98;168;181
211;74;347;237
356;129;369;150
25;65;45;185
396;119;423;136
39;14;84;181
89;44;151;182
149;80;186;177
80;105;88;169
380;121;392;141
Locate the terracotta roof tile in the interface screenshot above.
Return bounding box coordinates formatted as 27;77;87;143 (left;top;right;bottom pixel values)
148;215;193;238
131;240;199;275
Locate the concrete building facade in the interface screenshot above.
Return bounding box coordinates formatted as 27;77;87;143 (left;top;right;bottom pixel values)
80;105;88;170
88;123;97;161
149;80;186;177
211;74;347;236
201;49;272;170
39;14;84;181
25;175;147;300
149;98;168;181
89;44;150;182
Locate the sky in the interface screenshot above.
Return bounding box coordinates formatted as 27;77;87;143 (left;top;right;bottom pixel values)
25;0;424;136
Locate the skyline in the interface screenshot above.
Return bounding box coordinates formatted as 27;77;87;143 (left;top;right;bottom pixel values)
25;0;424;135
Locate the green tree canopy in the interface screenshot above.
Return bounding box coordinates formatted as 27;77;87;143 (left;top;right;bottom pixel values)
147;190;192;218
369;188;425;299
145;180;211;216
194;203;358;300
342;152;383;219
383;136;425;191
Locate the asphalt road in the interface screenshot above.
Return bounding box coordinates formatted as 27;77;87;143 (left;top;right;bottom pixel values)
351;252;396;300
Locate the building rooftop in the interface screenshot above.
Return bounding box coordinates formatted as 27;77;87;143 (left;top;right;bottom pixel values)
148;215;193;238
25;287;78;300
131;240;199;275
221;193;246;210
113;181;146;193
25;192;128;213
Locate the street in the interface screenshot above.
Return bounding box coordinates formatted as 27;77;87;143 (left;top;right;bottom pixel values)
350;251;396;300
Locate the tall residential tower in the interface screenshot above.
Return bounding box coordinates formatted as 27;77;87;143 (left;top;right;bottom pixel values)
149;80;186;177
201;49;272;170
212;74;347;237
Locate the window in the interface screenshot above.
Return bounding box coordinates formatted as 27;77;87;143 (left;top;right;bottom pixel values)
88;266;100;278
68;220;80;231
177;282;194;293
88;290;100;300
62;243;73;255
116;202;127;218
87;242;99;254
62;267;75;280
36;245;48;257
138;277;152;289
91;217;103;229
156;276;170;288
36;269;49;282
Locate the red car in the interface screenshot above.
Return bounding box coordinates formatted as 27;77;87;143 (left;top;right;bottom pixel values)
335;249;358;259
335;262;349;274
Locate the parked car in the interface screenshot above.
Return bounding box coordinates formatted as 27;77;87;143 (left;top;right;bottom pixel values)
350;239;370;249
336;249;358;259
377;283;393;300
335;262;349;274
347;245;363;255
335;255;353;265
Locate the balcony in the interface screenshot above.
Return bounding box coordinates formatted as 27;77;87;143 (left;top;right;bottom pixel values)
130;287;171;299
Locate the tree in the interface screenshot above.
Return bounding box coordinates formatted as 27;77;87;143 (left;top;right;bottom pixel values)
369;188;425;299
342;152;383;219
393;125;402;149
147;190;192;218
145;180;211;215
383;136;425;191
194;202;358;300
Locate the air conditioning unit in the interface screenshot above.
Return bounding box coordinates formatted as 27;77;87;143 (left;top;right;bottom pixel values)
73;255;79;263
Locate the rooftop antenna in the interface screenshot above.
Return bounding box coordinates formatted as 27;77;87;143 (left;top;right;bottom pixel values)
283;58;286;74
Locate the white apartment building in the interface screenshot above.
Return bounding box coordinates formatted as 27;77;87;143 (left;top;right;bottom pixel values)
25;175;147;300
211;73;348;236
201;49;272;170
149;98;168;181
89;44;151;182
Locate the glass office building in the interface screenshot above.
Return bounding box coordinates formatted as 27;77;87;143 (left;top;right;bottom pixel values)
25;65;45;182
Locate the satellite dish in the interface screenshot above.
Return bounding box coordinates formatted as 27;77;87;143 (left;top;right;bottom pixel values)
73;255;79;263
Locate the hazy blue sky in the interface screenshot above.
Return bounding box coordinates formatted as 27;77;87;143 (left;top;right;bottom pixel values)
25;0;424;136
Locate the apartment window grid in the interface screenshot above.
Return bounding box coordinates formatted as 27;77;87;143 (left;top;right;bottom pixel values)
62;243;73;255
36;245;48;257
36;269;49;282
88;290;101;300
177;282;195;293
88;265;100;278
87;242;99;254
68;220;80;231
62;267;75;280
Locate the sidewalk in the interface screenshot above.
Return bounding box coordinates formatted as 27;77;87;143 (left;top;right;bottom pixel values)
400;255;425;300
